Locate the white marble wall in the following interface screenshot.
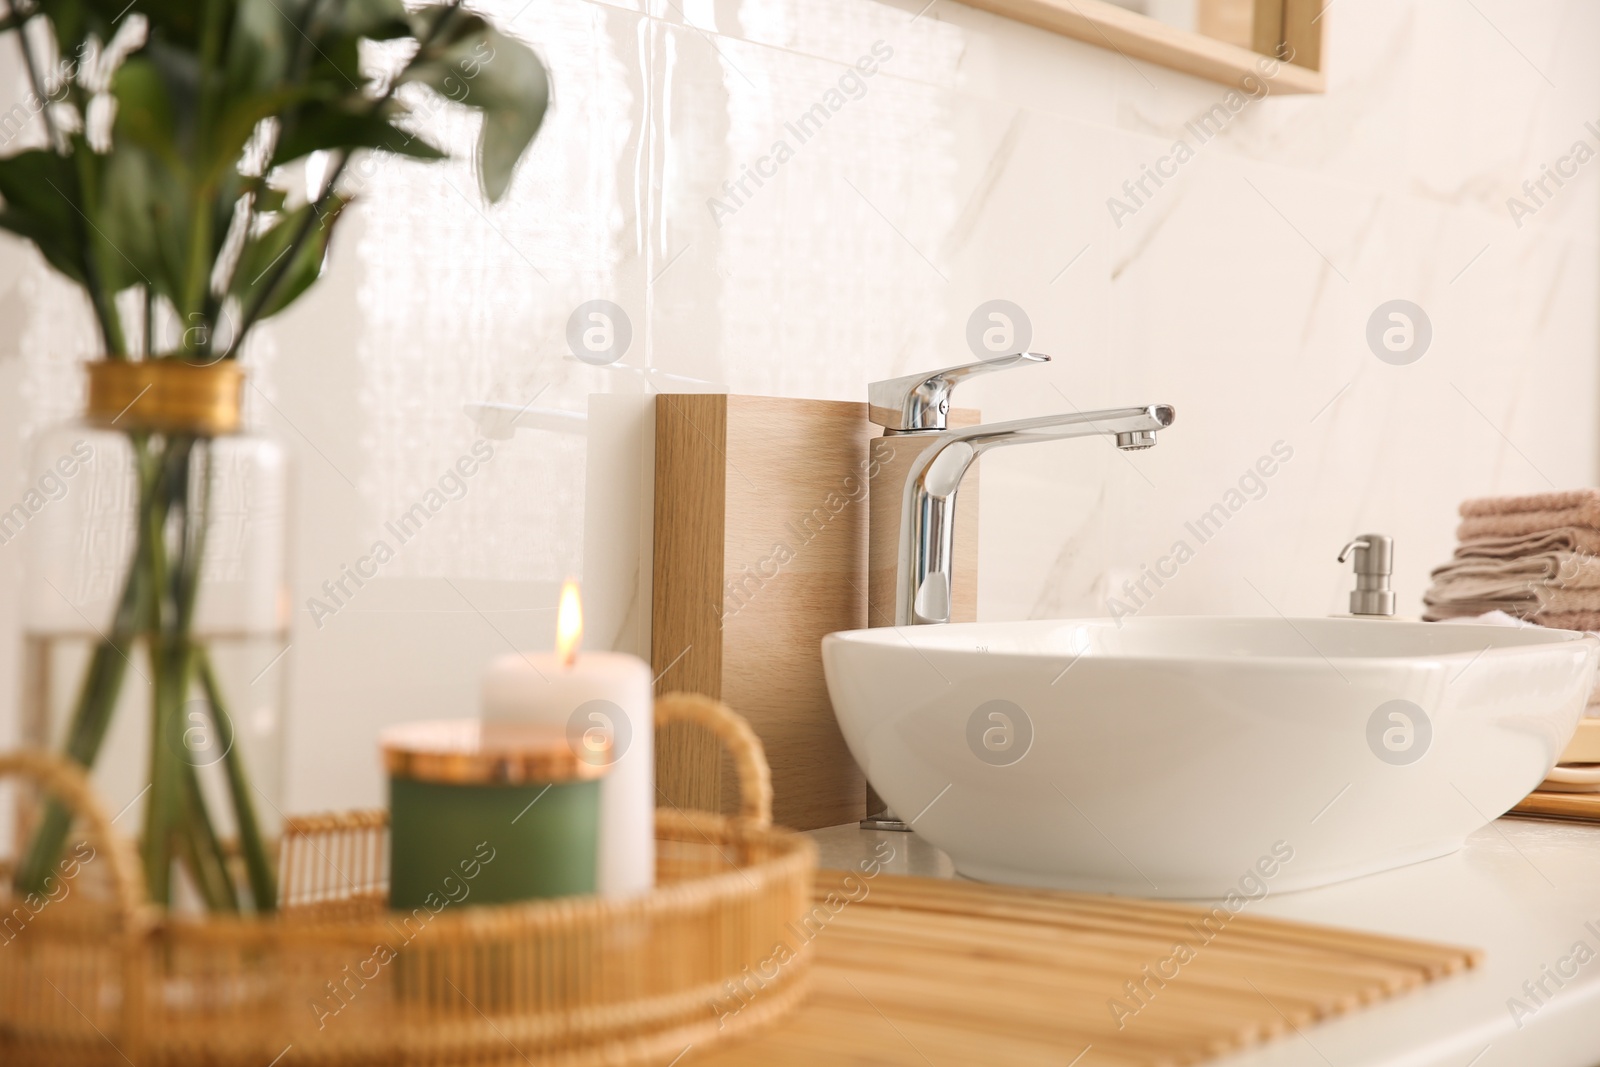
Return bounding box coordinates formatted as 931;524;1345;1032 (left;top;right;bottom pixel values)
0;0;1595;815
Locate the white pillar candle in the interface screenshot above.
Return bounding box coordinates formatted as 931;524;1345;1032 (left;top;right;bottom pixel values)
481;582;655;896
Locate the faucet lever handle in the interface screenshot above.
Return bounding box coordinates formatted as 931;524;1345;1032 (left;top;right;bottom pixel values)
868;352;1051;432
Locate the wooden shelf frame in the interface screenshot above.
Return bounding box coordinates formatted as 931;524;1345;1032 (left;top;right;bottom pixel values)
957;0;1327;95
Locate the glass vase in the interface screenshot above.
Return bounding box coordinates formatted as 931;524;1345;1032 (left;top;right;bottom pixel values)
14;360;288;912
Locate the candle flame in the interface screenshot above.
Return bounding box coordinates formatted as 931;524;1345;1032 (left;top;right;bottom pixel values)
557;580;583;666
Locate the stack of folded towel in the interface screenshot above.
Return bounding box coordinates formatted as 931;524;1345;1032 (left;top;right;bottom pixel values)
1423;489;1600;628
1426;490;1600;796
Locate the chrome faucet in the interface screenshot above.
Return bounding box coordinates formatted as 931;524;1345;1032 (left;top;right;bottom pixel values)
870;353;1176;627
858;354;1174;829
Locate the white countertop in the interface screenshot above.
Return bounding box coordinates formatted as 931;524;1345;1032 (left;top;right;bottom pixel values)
807;815;1600;1067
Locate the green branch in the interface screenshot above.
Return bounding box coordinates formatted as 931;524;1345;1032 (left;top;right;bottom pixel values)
199;648;277;912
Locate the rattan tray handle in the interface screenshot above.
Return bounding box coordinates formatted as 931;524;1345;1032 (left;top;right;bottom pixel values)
655;692;773;828
0;750;147;924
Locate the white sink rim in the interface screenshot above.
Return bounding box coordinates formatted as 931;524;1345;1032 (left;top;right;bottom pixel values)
824;614;1594;665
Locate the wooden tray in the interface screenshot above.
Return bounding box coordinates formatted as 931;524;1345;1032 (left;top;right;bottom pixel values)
1511;789;1600;823
689;869;1480;1066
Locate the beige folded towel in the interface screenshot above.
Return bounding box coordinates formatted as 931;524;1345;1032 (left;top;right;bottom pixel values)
1428;492;1600;624
1461;489;1600;517
1429;554;1600;592
1547;590;1600;612
1457;491;1600;540
1452;528;1600;559
1434;604;1600;631
1459;512;1600;540
1532;610;1600;630
1424;554;1600;616
1423;601;1530;621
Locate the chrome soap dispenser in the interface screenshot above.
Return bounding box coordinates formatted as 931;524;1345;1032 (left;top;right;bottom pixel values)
1337;534;1396;617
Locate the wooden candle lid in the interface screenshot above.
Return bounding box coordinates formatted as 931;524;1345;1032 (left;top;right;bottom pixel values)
382;720;611;785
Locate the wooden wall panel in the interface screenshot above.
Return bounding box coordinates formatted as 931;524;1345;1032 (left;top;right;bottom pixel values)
651;394;728;815
1283;0;1324;72
653;396;872;830
1250;0;1286;60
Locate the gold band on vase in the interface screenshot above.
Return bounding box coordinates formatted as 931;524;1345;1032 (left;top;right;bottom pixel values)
85;360;245;436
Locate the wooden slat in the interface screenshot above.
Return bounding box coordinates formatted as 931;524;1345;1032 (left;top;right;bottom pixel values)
1250;0;1286;61
1510;790;1600;823
717;396;874;830
1197;0;1255;51
652;394;730;815
1282;0;1324;72
689;872;1480;1067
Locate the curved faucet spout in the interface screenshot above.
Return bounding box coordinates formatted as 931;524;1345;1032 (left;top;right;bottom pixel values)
896;404;1176;626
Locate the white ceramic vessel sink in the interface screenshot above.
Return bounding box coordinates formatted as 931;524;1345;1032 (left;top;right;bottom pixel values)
823;616;1599;898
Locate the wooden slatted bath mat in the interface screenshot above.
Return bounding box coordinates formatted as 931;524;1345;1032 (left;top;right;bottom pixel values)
689;870;1480;1067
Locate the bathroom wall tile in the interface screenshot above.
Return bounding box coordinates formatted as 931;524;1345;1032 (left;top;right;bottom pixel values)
645;0;1120;127
982;146;1377;622
973;130;1600;624
1109;0;1600;240
641;24;973;398
1403;0;1600;228
648;0;967;92
1111;2;1414;198
640;21;1124;402
930;2;1120;128
268;0;653;809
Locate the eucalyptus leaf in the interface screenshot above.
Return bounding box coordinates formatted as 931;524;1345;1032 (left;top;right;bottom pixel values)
70;144;146;300
271;104;446;169
98;145;182;302
252;184;288;213
207;84;332;184
0;150;83;237
404;17;549;202
0;206;89;286
230;194;347;319
0;151;92;285
309;30;364;91
470;30;549;202
112;57;183;169
338;0;410;39
224;0;300;96
254;196;347;318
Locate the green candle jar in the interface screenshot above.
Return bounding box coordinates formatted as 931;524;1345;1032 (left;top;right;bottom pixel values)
382;720;610;909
